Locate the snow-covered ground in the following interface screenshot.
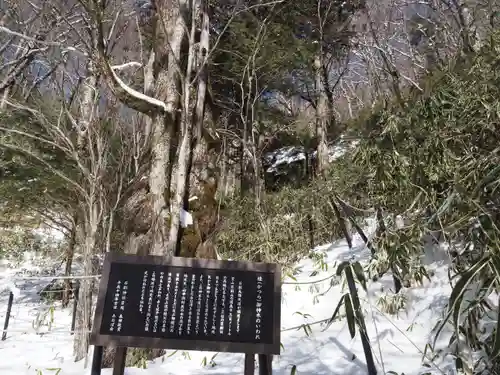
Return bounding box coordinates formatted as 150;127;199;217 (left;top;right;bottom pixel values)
0;221;455;375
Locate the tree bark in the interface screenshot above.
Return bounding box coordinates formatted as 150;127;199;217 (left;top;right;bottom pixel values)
74;205;99;363
72;55;100;364
147;0;188;256
62;214;78;308
167;0;208;255
149;113;170;256
314;55;329;175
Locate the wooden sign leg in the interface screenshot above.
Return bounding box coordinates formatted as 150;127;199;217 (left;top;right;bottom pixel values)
90;345;104;375
244;353;255;375
258;354;272;375
113;347;127;375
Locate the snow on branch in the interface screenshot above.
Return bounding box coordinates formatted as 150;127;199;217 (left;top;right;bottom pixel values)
97;54;168;115
110;61;142;70
106;62;167;112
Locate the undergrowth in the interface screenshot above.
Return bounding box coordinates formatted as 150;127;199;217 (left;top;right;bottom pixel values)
217;30;500;375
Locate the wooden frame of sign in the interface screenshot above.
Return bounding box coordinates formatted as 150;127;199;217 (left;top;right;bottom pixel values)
90;253;281;358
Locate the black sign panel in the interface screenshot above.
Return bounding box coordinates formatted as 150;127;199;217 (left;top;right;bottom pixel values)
91;253;281;355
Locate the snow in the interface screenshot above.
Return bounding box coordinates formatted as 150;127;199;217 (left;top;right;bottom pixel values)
264;146;307;174
263;138;359;174
0;220;456;375
180;209;193;228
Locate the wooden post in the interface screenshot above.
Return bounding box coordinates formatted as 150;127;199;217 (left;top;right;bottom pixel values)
244;353;255;375
2;291;14;341
113;347;127;375
258;354;272;375
90;345;104;375
71;281;80;335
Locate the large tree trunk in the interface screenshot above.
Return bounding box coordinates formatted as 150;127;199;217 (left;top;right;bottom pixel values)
168;122;193;255
168;0;208;254
146;0;188;256
149;113;170;256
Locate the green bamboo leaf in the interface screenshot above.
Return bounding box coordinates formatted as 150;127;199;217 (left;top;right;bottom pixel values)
472;163;500;197
323;293;347;331
351;262;367;291
419;266;431;282
489;254;500;280
302;324;312;337
427;191;456;224
491;303;500;359
336;261;350;277
345;295;356;339
451;257;490;331
432;255;489;348
293;311;312;319
489;257;500;359
167;350;178;358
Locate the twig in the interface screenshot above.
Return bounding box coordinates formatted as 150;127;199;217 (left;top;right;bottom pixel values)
10;275;101;281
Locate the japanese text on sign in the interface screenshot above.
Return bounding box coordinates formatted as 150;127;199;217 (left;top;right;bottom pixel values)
92;254;281;355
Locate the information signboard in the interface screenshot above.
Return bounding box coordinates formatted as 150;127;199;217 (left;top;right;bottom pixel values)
90;253;281;355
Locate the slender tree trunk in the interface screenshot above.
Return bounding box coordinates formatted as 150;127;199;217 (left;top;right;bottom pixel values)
334;194;377;256
314;55;329;175
304;150;315;249
62;215;78;308
363;8;405;109
188;2;211;198
329;197;353;249
0;37;24;111
455;2;475;54
250;145;262;210
76;60;97;149
221;121;230;195
240;134;251;195
74;205;99;363
73;55;100;364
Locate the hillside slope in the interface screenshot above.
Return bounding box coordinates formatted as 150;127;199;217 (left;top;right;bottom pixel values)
0;221;455;375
